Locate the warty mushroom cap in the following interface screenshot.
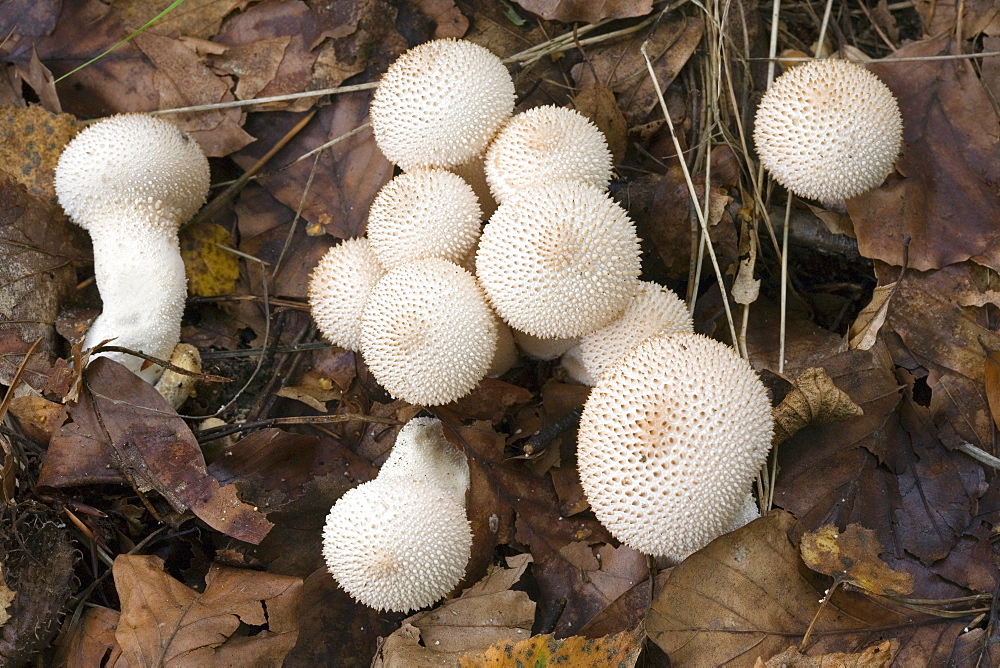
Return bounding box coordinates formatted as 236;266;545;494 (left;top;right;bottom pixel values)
55;113;210;233
562;281;693;386
484;105;613;204
308;238;386;353
360;257;497;405
370;39;515;171
366;168;482;270
576;333;774;561
322;477;472;612
475;181;641;339
753;58;903;204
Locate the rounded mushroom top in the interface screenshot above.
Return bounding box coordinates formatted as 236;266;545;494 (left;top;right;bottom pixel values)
55;114;210;233
370;39;515;171
360;257;497;406
322;477;472;612
562;281;693;386
576;333;773;561
366;169;482;270
753;59;903;204
379;417;470;503
475;181;641;339
308;238;386;352
484;105;613;204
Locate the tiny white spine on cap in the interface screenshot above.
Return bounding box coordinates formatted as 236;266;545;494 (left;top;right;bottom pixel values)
54;114;210;383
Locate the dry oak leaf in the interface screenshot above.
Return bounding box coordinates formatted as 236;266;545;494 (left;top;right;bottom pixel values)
458;625;644;667
772;367;864;444
756;640;897;668
800;524;914;597
513;0;652;24
52;606;124;667
113;555;302;667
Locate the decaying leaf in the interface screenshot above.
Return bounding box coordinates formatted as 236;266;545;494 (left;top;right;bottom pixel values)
512;0;652;23
51;606;123;667
0;106;79;200
180;221;241;297
375;554;535;667
8;395;68;445
800;524;914;596
984;345;1000;432
458;626;644;667
848;281;898;351
113;555;301;667
0;563;15;626
772;367;864;444
756;640;897;667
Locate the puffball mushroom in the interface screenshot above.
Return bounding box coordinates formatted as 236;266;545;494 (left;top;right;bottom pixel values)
561;281;693;386
360;257;497;406
475;181;641;339
308;238;386;352
55;114;210;383
323;416;472;612
753;58;903;205
484;105;613;204
576;333;774;561
366;168;482;269
370;38;515;171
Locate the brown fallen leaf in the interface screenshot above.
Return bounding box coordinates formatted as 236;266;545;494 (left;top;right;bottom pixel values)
0;563;14;625
458;626;644;667
179;221;241;297
52;606;124;667
772;367;864;444
375;554;535;667
0;106;80;200
8;395;68;445
575;84;628;165
800;524;914;597
512;0;653;24
113;554;302;667
756;640;897;668
984;345;1000;432
848;281;898;351
409;0;469;38
646;510;966;665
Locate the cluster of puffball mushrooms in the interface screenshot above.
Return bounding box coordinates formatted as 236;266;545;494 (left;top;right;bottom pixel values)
51;37;903;616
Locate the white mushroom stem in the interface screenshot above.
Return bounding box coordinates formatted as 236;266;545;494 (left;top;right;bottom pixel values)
378;416;470;503
84;229;187;383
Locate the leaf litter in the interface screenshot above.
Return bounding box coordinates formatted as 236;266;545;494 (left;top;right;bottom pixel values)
1;0;999;665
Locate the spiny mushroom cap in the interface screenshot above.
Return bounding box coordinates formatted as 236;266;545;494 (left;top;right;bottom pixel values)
323;477;472;612
366;169;482;269
484;105;613;204
753;59;902;204
576;333;774;560
55;114;210;233
360;257;497;405
475;181;641;339
379;417;470;503
308;238;386;352
562;282;693;386
370;39;515;171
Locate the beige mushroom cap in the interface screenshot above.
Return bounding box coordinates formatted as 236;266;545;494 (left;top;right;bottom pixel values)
55;113;210;233
753;59;903;204
484;105;613;204
379;416;470;503
576;333;773;561
360;257;497;405
308;238;386;352
370;39;515;171
366;168;482;270
322;477;472;612
475;181;641;339
562;281;693;386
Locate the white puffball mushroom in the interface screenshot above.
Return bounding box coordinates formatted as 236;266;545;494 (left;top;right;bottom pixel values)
561;281;693;386
323;416;472;613
371;39;515;170
576;333;774;561
55;114;210;383
360;257;497;406
753;58;903;205
488;320;519;377
308;238;386;352
484;105;613;204
475;181;641;339
366;168;482;270
512;330;577;361
322;478;471;613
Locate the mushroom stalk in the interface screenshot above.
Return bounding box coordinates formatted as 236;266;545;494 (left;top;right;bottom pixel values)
84;230;186;383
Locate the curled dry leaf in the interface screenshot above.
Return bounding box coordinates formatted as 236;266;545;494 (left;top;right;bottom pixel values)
772;367;864;444
113;555;302;667
800;524;915;597
848;281;898;351
375;554;535;667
